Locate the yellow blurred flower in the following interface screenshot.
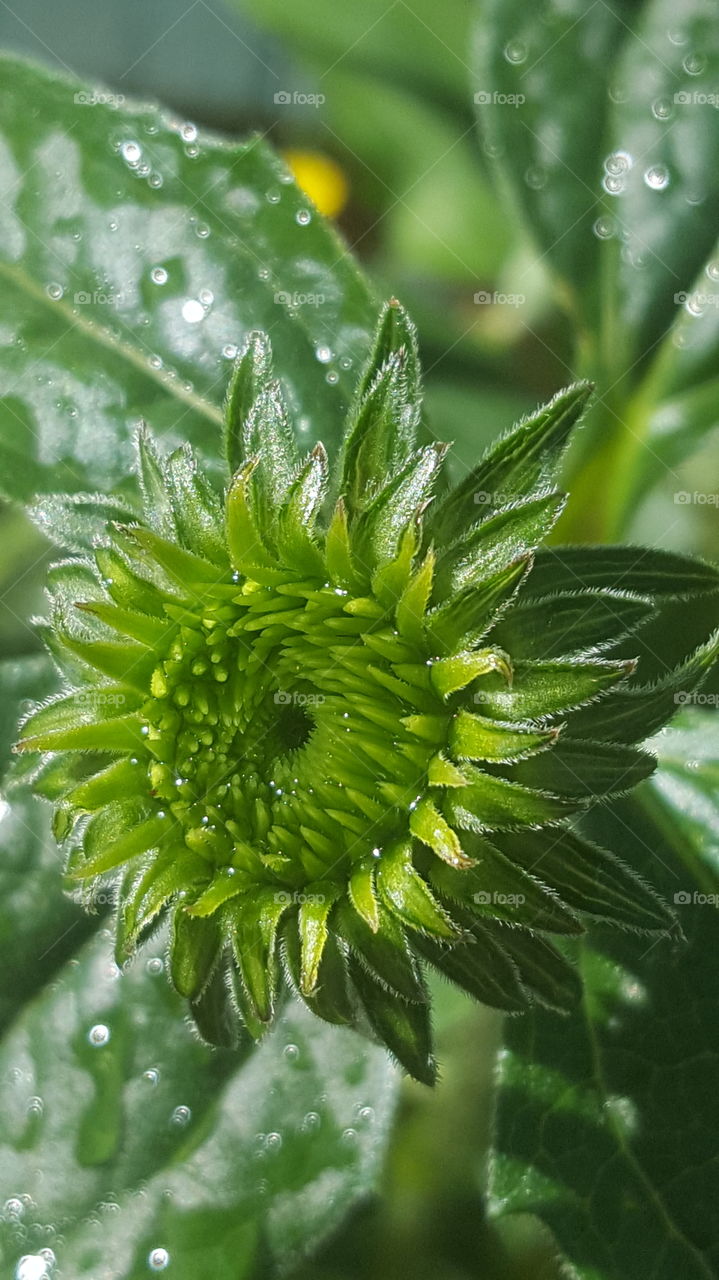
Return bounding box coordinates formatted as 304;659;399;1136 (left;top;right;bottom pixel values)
283;149;349;219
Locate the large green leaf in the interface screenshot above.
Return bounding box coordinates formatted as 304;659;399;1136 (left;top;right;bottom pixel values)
0;54;377;501
0;924;398;1279
474;0;719;526
490;711;719;1279
474;0;719;370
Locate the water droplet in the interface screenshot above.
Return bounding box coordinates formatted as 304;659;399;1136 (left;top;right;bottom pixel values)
283;1043;300;1063
15;1257;50;1280
265;189;281;204
181;122;198;143
46;283;63;301
357;1105;375;1123
120;140;142;167
603;173;624;196
325;370;339;384
604;150;632;176
706;261;719;282
683;51;706;75
170;1105;192;1128
181;299;205;324
222;343;238;359
198;288;214;306
315;344;332;364
339;356;352;370
667;27;689;45
301;1111;321;1133
150;266;168;285
593;216;615;240
504;39;527;64
146;958;164;975
148;1247;170;1272
295;209;311;225
143;1068;160;1086
195;222;210;239
5;1197;24;1218
652;97;673;120
265;1132;282;1153
88;1023;110;1047
26;1096;44;1116
644;164;670;190
524;164;547;190
148;172;163;189
341;1127;358;1145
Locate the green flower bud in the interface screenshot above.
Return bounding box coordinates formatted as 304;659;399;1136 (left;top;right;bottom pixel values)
16;300;719;1084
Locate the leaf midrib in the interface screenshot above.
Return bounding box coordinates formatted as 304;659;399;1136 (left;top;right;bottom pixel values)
0;259;224;428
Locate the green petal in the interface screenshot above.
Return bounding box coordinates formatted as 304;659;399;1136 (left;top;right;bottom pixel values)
492;827;674;934
414;922;530;1012
449;710;558;763
447;769;580;830
298;884;340;994
493;589;655;660
479;922;581;1012
435;492;566;596
337;899;427;1002
224;329;273;476
426;555;531;654
170;910;220;1000
473;658;634;721
349;955;436;1086
527;544;719;599
409;796;474;868
430;382;592;545
566;632;719;743
376;841;458;939
499;737;656;798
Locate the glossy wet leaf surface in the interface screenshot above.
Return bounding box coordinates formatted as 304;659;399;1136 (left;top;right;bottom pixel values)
490;712;719;1280
0;54;377;501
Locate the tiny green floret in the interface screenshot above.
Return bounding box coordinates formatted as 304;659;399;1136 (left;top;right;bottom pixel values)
16;300;719;1083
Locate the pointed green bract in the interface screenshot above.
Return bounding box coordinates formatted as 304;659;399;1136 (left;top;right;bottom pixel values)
16;303;717;1084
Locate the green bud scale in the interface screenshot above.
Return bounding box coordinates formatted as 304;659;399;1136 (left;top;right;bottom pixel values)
16;301;719;1083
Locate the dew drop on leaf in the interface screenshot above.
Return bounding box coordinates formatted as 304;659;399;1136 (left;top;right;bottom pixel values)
88;1024;110;1047
644;165;670;190
181;299;205;324
503;40;527;64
